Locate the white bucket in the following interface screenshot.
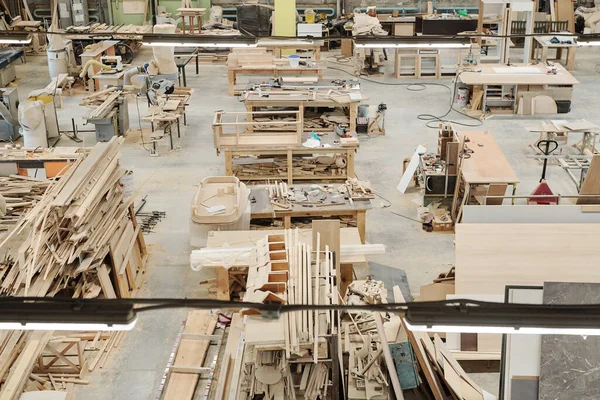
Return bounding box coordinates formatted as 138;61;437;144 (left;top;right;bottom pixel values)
456;87;469;108
47;49;69;79
289;55;300;67
121;172;134;198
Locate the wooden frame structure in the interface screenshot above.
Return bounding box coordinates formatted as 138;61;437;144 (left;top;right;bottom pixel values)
212;110;303;152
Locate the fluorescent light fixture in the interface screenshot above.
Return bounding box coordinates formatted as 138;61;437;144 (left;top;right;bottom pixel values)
577;35;600;46
404;320;600;336
0;298;137;331
404;299;600;336
354;36;471;49
142;34;257;48
0;320;137;331
257;38;315;47
0;33;32;44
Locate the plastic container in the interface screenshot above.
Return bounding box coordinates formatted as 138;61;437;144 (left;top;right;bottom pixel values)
289;55;300;67
189;176;251;247
456;86;469;108
556;100;571;114
47;49;69;79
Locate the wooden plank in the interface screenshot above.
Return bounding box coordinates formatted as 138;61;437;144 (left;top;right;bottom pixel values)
455;223;600;294
374;313;404;399
312;220;341;297
163;311;218;400
97;265;117;299
577;155;600;204
457;131;519;184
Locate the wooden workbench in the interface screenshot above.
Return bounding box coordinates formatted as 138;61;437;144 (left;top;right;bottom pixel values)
458;63;578;115
452;131;520;222
205;227;366;300
228;62;325;96
243;90;360;132
223;131;358;184
257;39;325;63
533;35;577;72
0;147;86;178
250;184;372;243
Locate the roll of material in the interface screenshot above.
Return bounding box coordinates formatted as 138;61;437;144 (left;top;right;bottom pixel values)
19;100;48;148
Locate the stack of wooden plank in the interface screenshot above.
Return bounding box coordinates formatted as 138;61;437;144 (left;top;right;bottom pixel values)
0;176;51;232
0;330;126;399
0;137;147;299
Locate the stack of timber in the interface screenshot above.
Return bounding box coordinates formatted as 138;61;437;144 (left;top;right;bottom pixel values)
0;176;51;232
0;330;126;399
0;137;147;299
231;154;349;179
219;229;338;399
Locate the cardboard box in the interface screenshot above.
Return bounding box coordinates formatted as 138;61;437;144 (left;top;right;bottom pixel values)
341;39;353;56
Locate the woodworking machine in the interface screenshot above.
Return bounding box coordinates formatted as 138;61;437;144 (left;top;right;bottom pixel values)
0;88;19;142
100;55;123;72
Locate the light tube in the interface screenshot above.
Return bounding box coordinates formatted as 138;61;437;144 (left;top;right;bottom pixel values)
577;41;600;47
354;42;470;49
0;36;32;44
257;39;315;46
404;319;600;336
142;41;257;48
0;319;137;331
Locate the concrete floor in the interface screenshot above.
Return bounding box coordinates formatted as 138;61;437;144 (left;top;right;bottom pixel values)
10;45;600;399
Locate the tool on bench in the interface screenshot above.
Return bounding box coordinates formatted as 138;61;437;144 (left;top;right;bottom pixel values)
528;139;559;205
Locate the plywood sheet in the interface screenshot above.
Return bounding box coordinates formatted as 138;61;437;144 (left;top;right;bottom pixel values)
577;155;600;205
455;224;600;295
457;131;519;184
462;205;600;223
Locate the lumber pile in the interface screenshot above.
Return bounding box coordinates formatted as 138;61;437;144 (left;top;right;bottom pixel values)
232;154;349;179
0;330;126;400
0;137;147;298
220;230;337;399
0;176;51;232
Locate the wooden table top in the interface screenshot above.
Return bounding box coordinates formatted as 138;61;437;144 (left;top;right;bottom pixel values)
205;227;367;264
458;131;520;184
535;35;578;48
458;63;579;85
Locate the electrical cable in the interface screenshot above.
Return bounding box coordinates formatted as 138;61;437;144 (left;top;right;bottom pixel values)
134;95;153;154
326;58;483;129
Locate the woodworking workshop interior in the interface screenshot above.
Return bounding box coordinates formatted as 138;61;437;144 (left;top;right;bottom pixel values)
3;0;600;399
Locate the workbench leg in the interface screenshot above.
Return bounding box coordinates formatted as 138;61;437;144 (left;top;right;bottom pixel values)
356;211;366;244
340;263;353;298
228;70;235;96
349;104;357;132
394;49;400;79
225;151;233;176
346;150;355;179
183;66;187;87
196;54;199;74
541;47;549;64
216;267;230;300
287;150;293;184
284;216;291;229
511;183;517;205
556;47;563;60
567;47;576;72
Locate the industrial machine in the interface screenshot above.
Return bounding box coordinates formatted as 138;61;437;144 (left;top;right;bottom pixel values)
0;88;20;142
85;96;130;142
101;55;123;72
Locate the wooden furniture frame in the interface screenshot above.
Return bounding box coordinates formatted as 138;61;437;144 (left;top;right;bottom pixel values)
227;64;324;96
177;7;206;34
212;110;303;152
394;47;479;79
243;91;359;132
224;147;356;184
205;228;366;300
80;40;118;91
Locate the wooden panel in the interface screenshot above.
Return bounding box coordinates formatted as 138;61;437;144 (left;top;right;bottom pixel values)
463;205;600;223
577;155;600;205
455;224;600;295
312;220;341;295
457;131;519;184
163;311;217;400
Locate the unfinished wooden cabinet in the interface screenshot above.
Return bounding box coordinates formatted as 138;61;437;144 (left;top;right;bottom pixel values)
224;147;356;184
212;109;303;152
